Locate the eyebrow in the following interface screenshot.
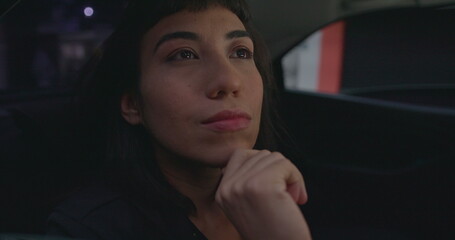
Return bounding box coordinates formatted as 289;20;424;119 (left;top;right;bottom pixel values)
226;30;250;39
154;31;199;53
153;30;251;53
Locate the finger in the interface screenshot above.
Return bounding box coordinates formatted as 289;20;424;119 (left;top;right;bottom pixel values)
297;175;308;204
221;149;258;179
217;151;282;206
246;159;307;203
225;150;271;181
281;162;308;204
287;180;308;205
287;182;301;203
229;151;287;185
223;151;283;195
228;156;304;204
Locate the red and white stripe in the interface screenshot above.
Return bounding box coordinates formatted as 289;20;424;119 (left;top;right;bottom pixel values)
283;21;345;93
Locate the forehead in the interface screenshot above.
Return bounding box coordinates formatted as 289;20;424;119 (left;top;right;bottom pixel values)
142;6;246;43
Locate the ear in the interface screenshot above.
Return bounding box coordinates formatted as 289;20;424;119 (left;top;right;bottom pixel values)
120;93;142;125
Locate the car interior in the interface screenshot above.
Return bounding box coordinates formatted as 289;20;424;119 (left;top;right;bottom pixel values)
1;0;454;239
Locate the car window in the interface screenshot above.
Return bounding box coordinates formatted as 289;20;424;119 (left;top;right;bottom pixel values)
281;7;455;108
0;0;125;94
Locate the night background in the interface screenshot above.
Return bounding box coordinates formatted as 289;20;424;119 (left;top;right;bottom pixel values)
0;0;126;92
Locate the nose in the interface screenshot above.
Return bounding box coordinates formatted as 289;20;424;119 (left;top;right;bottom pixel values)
205;59;242;99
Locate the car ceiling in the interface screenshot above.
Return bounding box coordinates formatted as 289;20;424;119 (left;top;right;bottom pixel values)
247;0;455;58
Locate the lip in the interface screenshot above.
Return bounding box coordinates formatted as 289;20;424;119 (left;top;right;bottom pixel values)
201;110;251;132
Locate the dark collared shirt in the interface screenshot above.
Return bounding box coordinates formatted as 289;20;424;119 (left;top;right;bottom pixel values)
47;183;208;240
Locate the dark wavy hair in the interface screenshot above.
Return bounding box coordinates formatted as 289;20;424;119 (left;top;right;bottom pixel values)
77;0;282;213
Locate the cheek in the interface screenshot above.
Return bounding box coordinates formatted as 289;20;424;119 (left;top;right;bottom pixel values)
249;72;264;113
140;83;193;134
243;70;264;141
139;88;196;160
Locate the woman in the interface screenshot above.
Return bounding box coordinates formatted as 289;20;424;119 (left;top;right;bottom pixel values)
47;0;311;239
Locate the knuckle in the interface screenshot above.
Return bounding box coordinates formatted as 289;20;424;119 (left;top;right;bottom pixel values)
259;149;271;155
269;158;286;168
231;181;245;197
270;151;285;159
215;192;228;208
243;178;265;196
216;184;230;200
217;181;244;202
215;191;223;204
274;156;292;166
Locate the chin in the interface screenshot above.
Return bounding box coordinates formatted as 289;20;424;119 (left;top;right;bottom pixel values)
196;142;255;168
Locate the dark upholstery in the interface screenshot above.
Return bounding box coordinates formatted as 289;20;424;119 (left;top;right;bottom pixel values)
0;96;96;234
280;92;455;239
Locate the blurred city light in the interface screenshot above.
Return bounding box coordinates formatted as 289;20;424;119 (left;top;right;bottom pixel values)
83;7;94;17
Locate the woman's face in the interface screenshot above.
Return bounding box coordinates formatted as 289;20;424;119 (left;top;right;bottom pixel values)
127;6;263;167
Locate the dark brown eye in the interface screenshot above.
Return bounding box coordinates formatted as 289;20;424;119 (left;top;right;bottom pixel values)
231;48;253;59
168;49;198;61
179;50;195;59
